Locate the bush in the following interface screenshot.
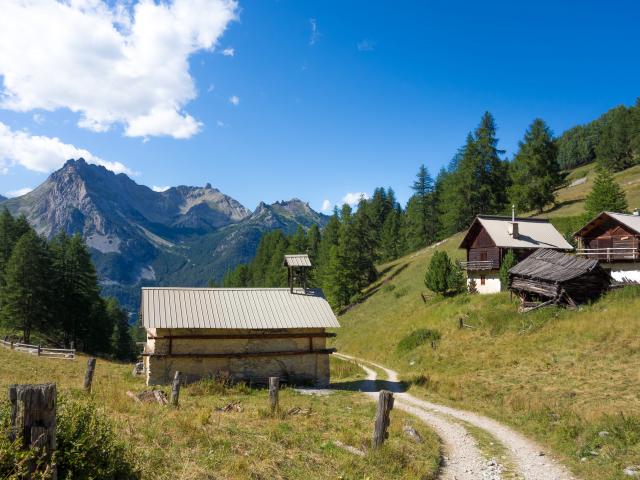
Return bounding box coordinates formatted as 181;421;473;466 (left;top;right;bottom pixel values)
397;329;442;353
0;396;139;480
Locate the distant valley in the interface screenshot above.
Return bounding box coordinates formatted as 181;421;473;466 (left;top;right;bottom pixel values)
0;159;327;311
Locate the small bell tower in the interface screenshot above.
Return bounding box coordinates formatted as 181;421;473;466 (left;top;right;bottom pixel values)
283;254;312;293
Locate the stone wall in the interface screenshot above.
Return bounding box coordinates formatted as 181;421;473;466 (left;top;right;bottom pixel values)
144;328;331;387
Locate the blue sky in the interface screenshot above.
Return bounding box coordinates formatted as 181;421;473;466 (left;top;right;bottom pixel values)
0;1;639;211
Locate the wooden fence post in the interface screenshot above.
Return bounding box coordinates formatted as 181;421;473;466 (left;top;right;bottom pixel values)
269;377;279;413
37;344;42;356
9;383;57;479
170;371;181;406
83;358;96;392
372;390;394;449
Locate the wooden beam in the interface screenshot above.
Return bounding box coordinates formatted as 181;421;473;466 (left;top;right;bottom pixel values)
142;348;336;359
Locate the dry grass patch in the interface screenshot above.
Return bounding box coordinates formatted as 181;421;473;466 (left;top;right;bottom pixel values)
0;350;440;479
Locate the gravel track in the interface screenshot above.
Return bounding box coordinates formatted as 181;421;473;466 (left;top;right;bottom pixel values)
335;353;577;480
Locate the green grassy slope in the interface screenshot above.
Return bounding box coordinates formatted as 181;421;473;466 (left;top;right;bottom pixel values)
0;350;440;480
541;163;640;218
333;234;640;479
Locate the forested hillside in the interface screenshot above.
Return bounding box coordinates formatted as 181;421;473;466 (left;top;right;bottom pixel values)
225;100;640;309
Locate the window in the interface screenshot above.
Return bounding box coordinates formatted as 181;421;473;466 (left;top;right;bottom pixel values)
480;276;486;286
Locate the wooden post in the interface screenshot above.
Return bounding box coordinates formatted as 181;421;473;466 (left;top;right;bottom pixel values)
372;390;394;449
9;383;57;479
170;371;181;406
37;344;41;356
10;340;14;350
269;377;279;413
83;358;96;392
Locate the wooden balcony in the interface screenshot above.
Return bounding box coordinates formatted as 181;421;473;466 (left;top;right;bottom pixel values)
575;247;640;262
459;260;499;271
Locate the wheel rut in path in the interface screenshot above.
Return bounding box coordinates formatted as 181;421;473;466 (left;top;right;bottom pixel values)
334;353;577;480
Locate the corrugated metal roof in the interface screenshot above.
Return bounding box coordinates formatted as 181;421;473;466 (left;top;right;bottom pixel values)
283;254;312;267
460;216;573;250
574;211;640;237
509;249;607;283
140;288;339;329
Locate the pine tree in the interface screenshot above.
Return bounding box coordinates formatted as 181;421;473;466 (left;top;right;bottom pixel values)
424;251;452;295
509;119;562;213
0;230;53;342
50;233;102;348
405;165;437;249
596;106;633;171
499;249;518;290
584;166;628;217
107;297;136;361
447;262;466;294
0;208;16;289
379;209;403;261
289;225;307;253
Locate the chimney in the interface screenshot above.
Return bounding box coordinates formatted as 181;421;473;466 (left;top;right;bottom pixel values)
508;205;519;238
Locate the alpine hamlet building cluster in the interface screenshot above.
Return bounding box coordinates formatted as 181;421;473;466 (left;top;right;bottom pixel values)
459;209;640;307
140;255;339;386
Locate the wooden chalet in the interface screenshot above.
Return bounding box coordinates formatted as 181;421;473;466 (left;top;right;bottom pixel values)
459;214;573;293
140;255;339;387
574;211;640;283
508;249;612;311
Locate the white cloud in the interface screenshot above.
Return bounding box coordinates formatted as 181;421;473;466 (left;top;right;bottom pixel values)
207;84;216;92
222;47;235;56
0;0;238;139
5;187;33;198
32;113;45;125
152;185;171;192
321;199;332;212
229;95;240;106
357;39;375;52
0;122;133;175
309;18;320;45
342;192;370;206
216;120;225;127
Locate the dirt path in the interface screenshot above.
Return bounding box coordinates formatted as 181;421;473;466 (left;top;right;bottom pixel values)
335;353;577;480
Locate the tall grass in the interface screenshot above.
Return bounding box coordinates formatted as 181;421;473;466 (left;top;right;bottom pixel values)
334;235;640;480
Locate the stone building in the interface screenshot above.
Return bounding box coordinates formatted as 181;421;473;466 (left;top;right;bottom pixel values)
140;255;339;386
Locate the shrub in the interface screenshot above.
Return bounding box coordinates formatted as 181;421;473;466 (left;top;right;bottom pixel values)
0;396;139;480
55;396;139;479
397;329;442;353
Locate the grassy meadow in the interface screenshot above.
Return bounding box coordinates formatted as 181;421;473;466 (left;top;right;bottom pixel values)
0;349;440;480
333;233;640;480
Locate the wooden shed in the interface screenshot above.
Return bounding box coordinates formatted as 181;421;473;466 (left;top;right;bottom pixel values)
508;249;612;311
140;254;340;387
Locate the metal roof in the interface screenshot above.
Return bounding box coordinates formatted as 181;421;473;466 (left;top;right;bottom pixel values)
574;211;640;237
460;216;573;250
140;287;339;330
509;249;608;283
283;254;312;267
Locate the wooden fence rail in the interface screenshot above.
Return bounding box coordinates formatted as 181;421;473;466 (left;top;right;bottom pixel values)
0;338;75;359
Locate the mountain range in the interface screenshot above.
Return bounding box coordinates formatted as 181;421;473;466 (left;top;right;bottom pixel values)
0;159;327;310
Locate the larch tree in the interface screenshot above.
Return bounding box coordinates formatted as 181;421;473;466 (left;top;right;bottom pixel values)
508;118;562;213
